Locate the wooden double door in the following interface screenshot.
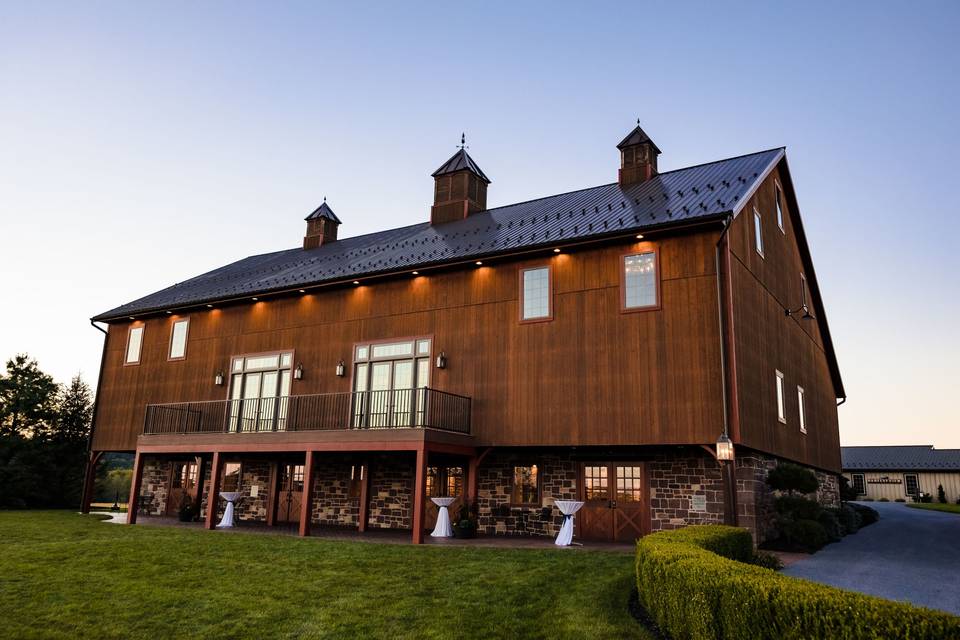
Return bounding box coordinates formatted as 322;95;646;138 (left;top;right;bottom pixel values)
275;463;304;525
424;464;465;530
578;463;649;543
165;460;199;516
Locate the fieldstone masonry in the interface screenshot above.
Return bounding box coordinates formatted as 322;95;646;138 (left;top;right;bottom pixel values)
311;459;359;527
141;459;170;515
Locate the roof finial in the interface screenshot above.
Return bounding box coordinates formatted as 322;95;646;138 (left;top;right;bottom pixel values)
459;132;467;150
637;118;640;126
323;195;327;202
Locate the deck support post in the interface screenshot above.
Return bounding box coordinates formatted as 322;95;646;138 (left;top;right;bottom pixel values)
193;455;207;522
299;451;316;537
266;462;279;527
412;445;428;544
126;450;145;525
204;451;223;530
723;460;739;527
80;450;104;514
466;447;492;505
358;459;371;533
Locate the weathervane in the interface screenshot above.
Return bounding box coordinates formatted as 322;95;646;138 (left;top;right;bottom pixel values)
458;132;469;150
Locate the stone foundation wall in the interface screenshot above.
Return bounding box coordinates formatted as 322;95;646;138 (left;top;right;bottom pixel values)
368;457;413;530
648;454;727;531
234;462;271;521
475;452;577;537
141;459;170;515
311;460;359;527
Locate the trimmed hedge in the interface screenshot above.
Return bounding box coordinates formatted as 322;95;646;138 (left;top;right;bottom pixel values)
635;525;960;640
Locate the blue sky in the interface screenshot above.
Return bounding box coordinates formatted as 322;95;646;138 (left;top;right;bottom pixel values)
1;2;958;447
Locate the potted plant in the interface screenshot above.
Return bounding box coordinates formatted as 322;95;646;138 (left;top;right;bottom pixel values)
452;501;478;539
177;494;196;522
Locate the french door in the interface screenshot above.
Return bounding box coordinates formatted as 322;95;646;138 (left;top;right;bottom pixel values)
352;339;431;428
276;463;304;525
165;460;199;516
578;463;648;543
424;465;465;530
228;353;293;432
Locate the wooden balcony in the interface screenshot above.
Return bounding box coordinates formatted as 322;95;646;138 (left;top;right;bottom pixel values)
142;388;471;437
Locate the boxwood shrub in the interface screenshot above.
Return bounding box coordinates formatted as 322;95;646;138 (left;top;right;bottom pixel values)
635;525;960;640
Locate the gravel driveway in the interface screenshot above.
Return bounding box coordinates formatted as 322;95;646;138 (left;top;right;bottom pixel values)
783;501;960;615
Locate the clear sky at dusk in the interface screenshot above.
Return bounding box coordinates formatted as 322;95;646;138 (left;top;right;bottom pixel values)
1;2;958;447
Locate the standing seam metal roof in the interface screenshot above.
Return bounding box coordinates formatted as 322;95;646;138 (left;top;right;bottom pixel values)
841;446;960;471
93;148;783;321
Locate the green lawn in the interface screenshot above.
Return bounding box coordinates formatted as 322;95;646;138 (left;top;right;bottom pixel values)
0;511;646;639
906;502;960;515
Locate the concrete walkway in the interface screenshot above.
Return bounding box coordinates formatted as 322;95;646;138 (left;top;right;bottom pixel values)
784;502;960;615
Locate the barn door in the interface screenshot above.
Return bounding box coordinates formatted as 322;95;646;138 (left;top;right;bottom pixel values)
578;463;648;543
276;464;304;525
166;460;198;516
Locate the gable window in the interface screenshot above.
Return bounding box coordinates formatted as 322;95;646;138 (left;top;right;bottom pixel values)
904;473;920;498
851;473;866;496
753;209;764;258
520;266;552;321
775;184;785;232
125;325;144;365
797;386;807;434
168;318;189;360
511;464;539;505
775;370;786;424
622;250;659;310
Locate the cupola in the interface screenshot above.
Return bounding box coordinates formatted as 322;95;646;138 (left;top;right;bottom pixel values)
430;134;491;225
617;121;661;187
303;199;341;249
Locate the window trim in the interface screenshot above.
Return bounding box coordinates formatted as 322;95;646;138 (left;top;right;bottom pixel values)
349;334;434;393
225;349;296;400
775;370;786;424
775;181;785;233
753;208;765;258
518;264;554;324
797;385;807;434
904;473;920;498
509;463;541;507
620;246;661;313
851;473;866;496
124;324;144;366
167;317;190;361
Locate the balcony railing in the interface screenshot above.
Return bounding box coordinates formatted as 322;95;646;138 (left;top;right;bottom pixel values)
142;388;471;436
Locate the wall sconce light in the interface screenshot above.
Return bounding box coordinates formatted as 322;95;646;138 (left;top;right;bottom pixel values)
214;370;224;386
785;304;815;320
435;351;447;369
335;360;345;377
294;363;304;380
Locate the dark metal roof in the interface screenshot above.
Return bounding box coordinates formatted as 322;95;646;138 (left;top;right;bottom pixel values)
617;125;662;154
304;201;341;224
431;149;491;183
842;446;960;471
93;148;783;322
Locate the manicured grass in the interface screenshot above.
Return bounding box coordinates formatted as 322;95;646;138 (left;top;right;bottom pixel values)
906;503;960;515
0;511;646;639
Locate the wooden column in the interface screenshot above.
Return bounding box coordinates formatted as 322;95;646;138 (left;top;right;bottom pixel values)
80;450;103;514
299;451;316;537
724;460;739;527
193;456;207;522
357;460;371;533
411;446;428;544
204;451;224;530
126;451;145;525
266;462;279;527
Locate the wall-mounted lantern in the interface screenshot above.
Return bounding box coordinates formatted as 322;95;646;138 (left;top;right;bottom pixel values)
214;370;224;386
435;351;447;369
715;432;735;462
335;360;346;377
294;362;304;380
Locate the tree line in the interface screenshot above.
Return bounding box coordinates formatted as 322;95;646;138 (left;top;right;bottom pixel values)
0;354;95;508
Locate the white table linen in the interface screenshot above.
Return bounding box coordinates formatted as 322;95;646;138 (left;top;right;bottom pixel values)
553;500;585;546
217;491;241;528
430;497;457;538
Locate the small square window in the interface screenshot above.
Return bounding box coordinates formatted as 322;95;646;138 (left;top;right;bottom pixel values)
622;251;658;310
511;465;539;505
125;326;144;364
416;339;431;355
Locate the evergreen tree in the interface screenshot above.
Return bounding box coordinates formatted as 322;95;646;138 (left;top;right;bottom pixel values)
54;374;93;444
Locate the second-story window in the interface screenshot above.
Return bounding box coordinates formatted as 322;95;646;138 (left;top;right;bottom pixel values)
353;338;432;427
797;385;807;434
775;183;785;233
125;325;143;365
622;251;658;310
168;318;189;360
228;352;293;432
776;370;786;424
754;208;764;258
520;266;552;321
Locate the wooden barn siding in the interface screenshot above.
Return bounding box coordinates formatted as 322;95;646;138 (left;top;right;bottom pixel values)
92;232;726;451
727;163;842;473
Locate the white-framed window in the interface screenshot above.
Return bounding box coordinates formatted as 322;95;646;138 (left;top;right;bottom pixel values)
353;338;432;427
168;318;189;360
753;208;764;258
228;351;294;432
520;266;552;321
622;251;658;310
775;183;785;233
125;325;144;365
851;473;866;495
775;370;786;424
797;386;807;434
